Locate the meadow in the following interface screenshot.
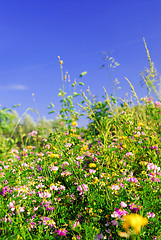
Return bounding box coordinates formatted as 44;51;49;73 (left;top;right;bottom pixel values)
0;43;161;239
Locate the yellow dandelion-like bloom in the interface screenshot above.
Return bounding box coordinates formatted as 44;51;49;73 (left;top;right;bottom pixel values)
93;177;99;184
50;154;59;158
71;121;78;127
26;145;33;149
122;214;148;234
120;136;127;140
89;163;97;168
59;60;63;65
138;122;144;127
134;134;139;138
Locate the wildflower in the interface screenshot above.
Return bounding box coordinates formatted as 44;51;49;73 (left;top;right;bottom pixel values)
61;161;69;166
7;201;15;212
56;228;68;237
93;177;99;184
50;153;59;158
89;169;96;174
111;184;120;191
73;220;80;228
111;209;128;218
127;177;138;183
59;60;63;65
28;131;37;136
89;163;97;168
16;206;25;214
11;148;19;154
59;185;66;191
71;121;78;127
125;152;134;157
77;184;88;195
50;184;58;191
147;163;160;173
41;216;50;225
50;166;58;171
129;203;140;213
47;219;56;227
111;220;119;226
122;214;148;234
65;143;72;148
120;201;127;208
147;212;155;218
38;191;51;198
138;122;144;127
155;101;161;107
94;233;104;240
36;183;44;189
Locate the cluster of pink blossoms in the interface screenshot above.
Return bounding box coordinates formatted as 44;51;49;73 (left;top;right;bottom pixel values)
28;130;38;136
77;184;88;196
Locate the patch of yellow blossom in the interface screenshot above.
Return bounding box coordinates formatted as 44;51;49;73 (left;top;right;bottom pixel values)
71;121;78;127
50;153;59;158
120;214;148;236
138;122;144;127
89;163;97;168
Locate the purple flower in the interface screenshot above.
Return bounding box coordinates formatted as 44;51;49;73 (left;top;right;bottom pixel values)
120;201;127;208
77;184;88;195
28;131;37;136
155;101;161;107
56;228;68;237
129;203;140;213
147;212;155;218
94;233;104;239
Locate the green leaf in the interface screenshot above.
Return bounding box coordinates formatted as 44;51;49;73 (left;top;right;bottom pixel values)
73;92;79;97
79;82;84;86
50;103;54;108
48;111;55;114
79;71;87;78
12;104;20;108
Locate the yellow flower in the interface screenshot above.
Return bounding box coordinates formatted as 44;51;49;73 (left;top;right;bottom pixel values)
118;231;131;238
50;154;59;158
105;214;109;220
17;235;23;240
27;145;33;149
59;60;63;65
122;214;148;234
120;136;127;140
89;163;97;168
93;177;99;184
98;209;102;213
89;150;94;153
72;236;77;240
138;122;144;127
71;121;78;127
134;134;139;138
80;145;88;152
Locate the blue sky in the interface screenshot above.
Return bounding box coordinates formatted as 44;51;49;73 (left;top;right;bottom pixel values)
0;0;161;126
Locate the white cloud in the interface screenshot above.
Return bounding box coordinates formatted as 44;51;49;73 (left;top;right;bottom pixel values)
0;84;28;90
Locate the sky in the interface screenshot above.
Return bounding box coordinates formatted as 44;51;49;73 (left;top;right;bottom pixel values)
0;0;161;126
